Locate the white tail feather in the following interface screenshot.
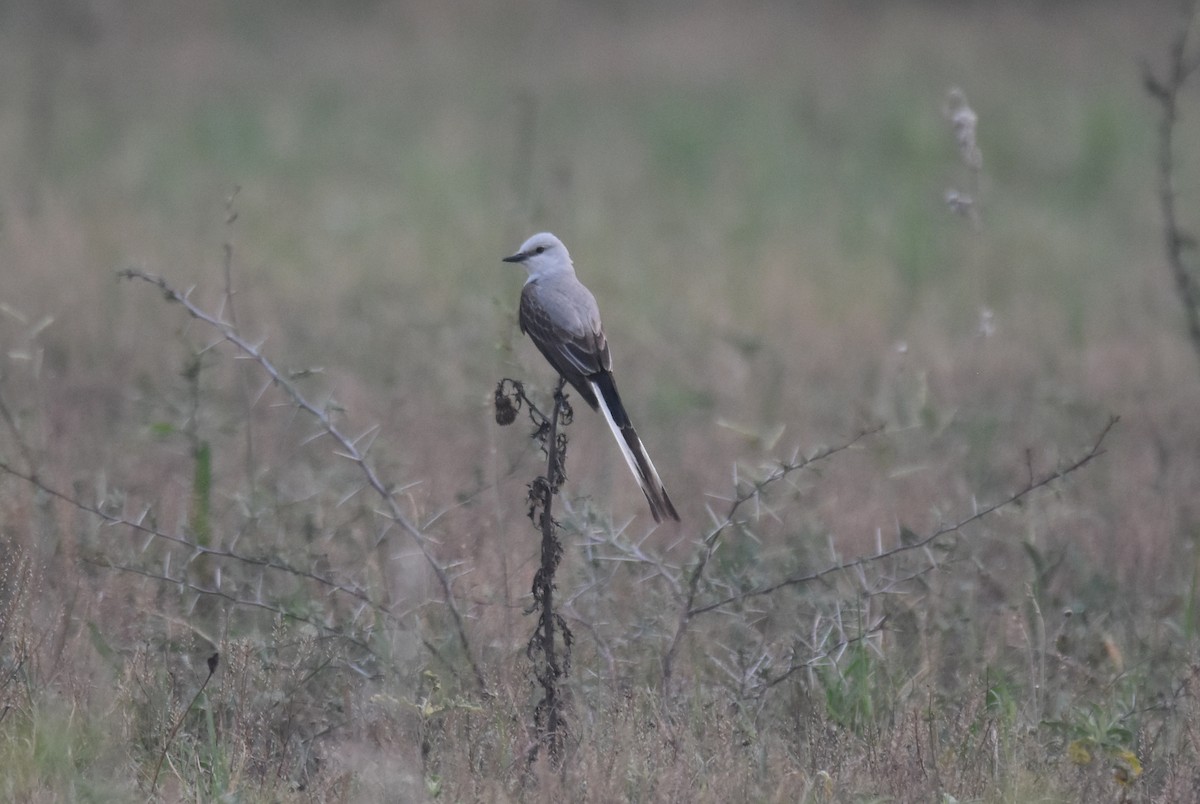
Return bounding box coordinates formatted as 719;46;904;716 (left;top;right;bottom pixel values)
592;381;647;493
590;380;677;522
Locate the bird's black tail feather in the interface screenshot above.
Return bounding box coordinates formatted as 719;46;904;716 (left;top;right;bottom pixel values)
590;374;680;523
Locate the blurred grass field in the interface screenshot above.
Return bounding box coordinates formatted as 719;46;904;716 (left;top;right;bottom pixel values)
3;0;1200;800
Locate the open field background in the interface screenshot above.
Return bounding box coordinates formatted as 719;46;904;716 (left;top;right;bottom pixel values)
2;0;1200;800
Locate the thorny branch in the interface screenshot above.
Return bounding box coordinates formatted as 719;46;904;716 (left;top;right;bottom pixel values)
690;415;1117;617
661;424;885;692
710;614;889;706
116;268;487;693
660;416;1116;695
0;459;400;663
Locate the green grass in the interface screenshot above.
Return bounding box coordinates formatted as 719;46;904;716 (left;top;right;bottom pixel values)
1;0;1199;800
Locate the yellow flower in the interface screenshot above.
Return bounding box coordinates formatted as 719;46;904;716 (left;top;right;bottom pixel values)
1111;749;1142;787
1066;739;1093;766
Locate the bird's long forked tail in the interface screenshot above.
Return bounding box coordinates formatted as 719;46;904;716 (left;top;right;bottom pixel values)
590;379;680;523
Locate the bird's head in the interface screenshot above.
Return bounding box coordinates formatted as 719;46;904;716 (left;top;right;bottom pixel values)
502;232;573;278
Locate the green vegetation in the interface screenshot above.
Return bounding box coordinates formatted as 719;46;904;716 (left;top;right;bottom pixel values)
1;1;1198;800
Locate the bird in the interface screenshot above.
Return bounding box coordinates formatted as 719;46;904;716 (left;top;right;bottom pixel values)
502;232;680;523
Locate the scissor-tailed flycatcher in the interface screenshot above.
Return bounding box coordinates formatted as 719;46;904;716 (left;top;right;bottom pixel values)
503;232;680;523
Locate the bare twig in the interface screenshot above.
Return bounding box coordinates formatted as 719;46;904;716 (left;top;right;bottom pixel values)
0;386;38;476
497;376;573;766
151;651;220;791
1143;2;1200;371
117;268;486;693
218;186;260;502
530;378;571;764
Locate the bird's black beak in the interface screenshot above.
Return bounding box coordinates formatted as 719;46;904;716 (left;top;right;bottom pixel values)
501;252;526;263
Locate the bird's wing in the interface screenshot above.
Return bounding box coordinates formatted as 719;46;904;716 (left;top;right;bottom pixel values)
519;281;607;408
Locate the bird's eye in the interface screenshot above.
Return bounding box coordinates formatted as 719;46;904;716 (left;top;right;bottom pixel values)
535;246;545;254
